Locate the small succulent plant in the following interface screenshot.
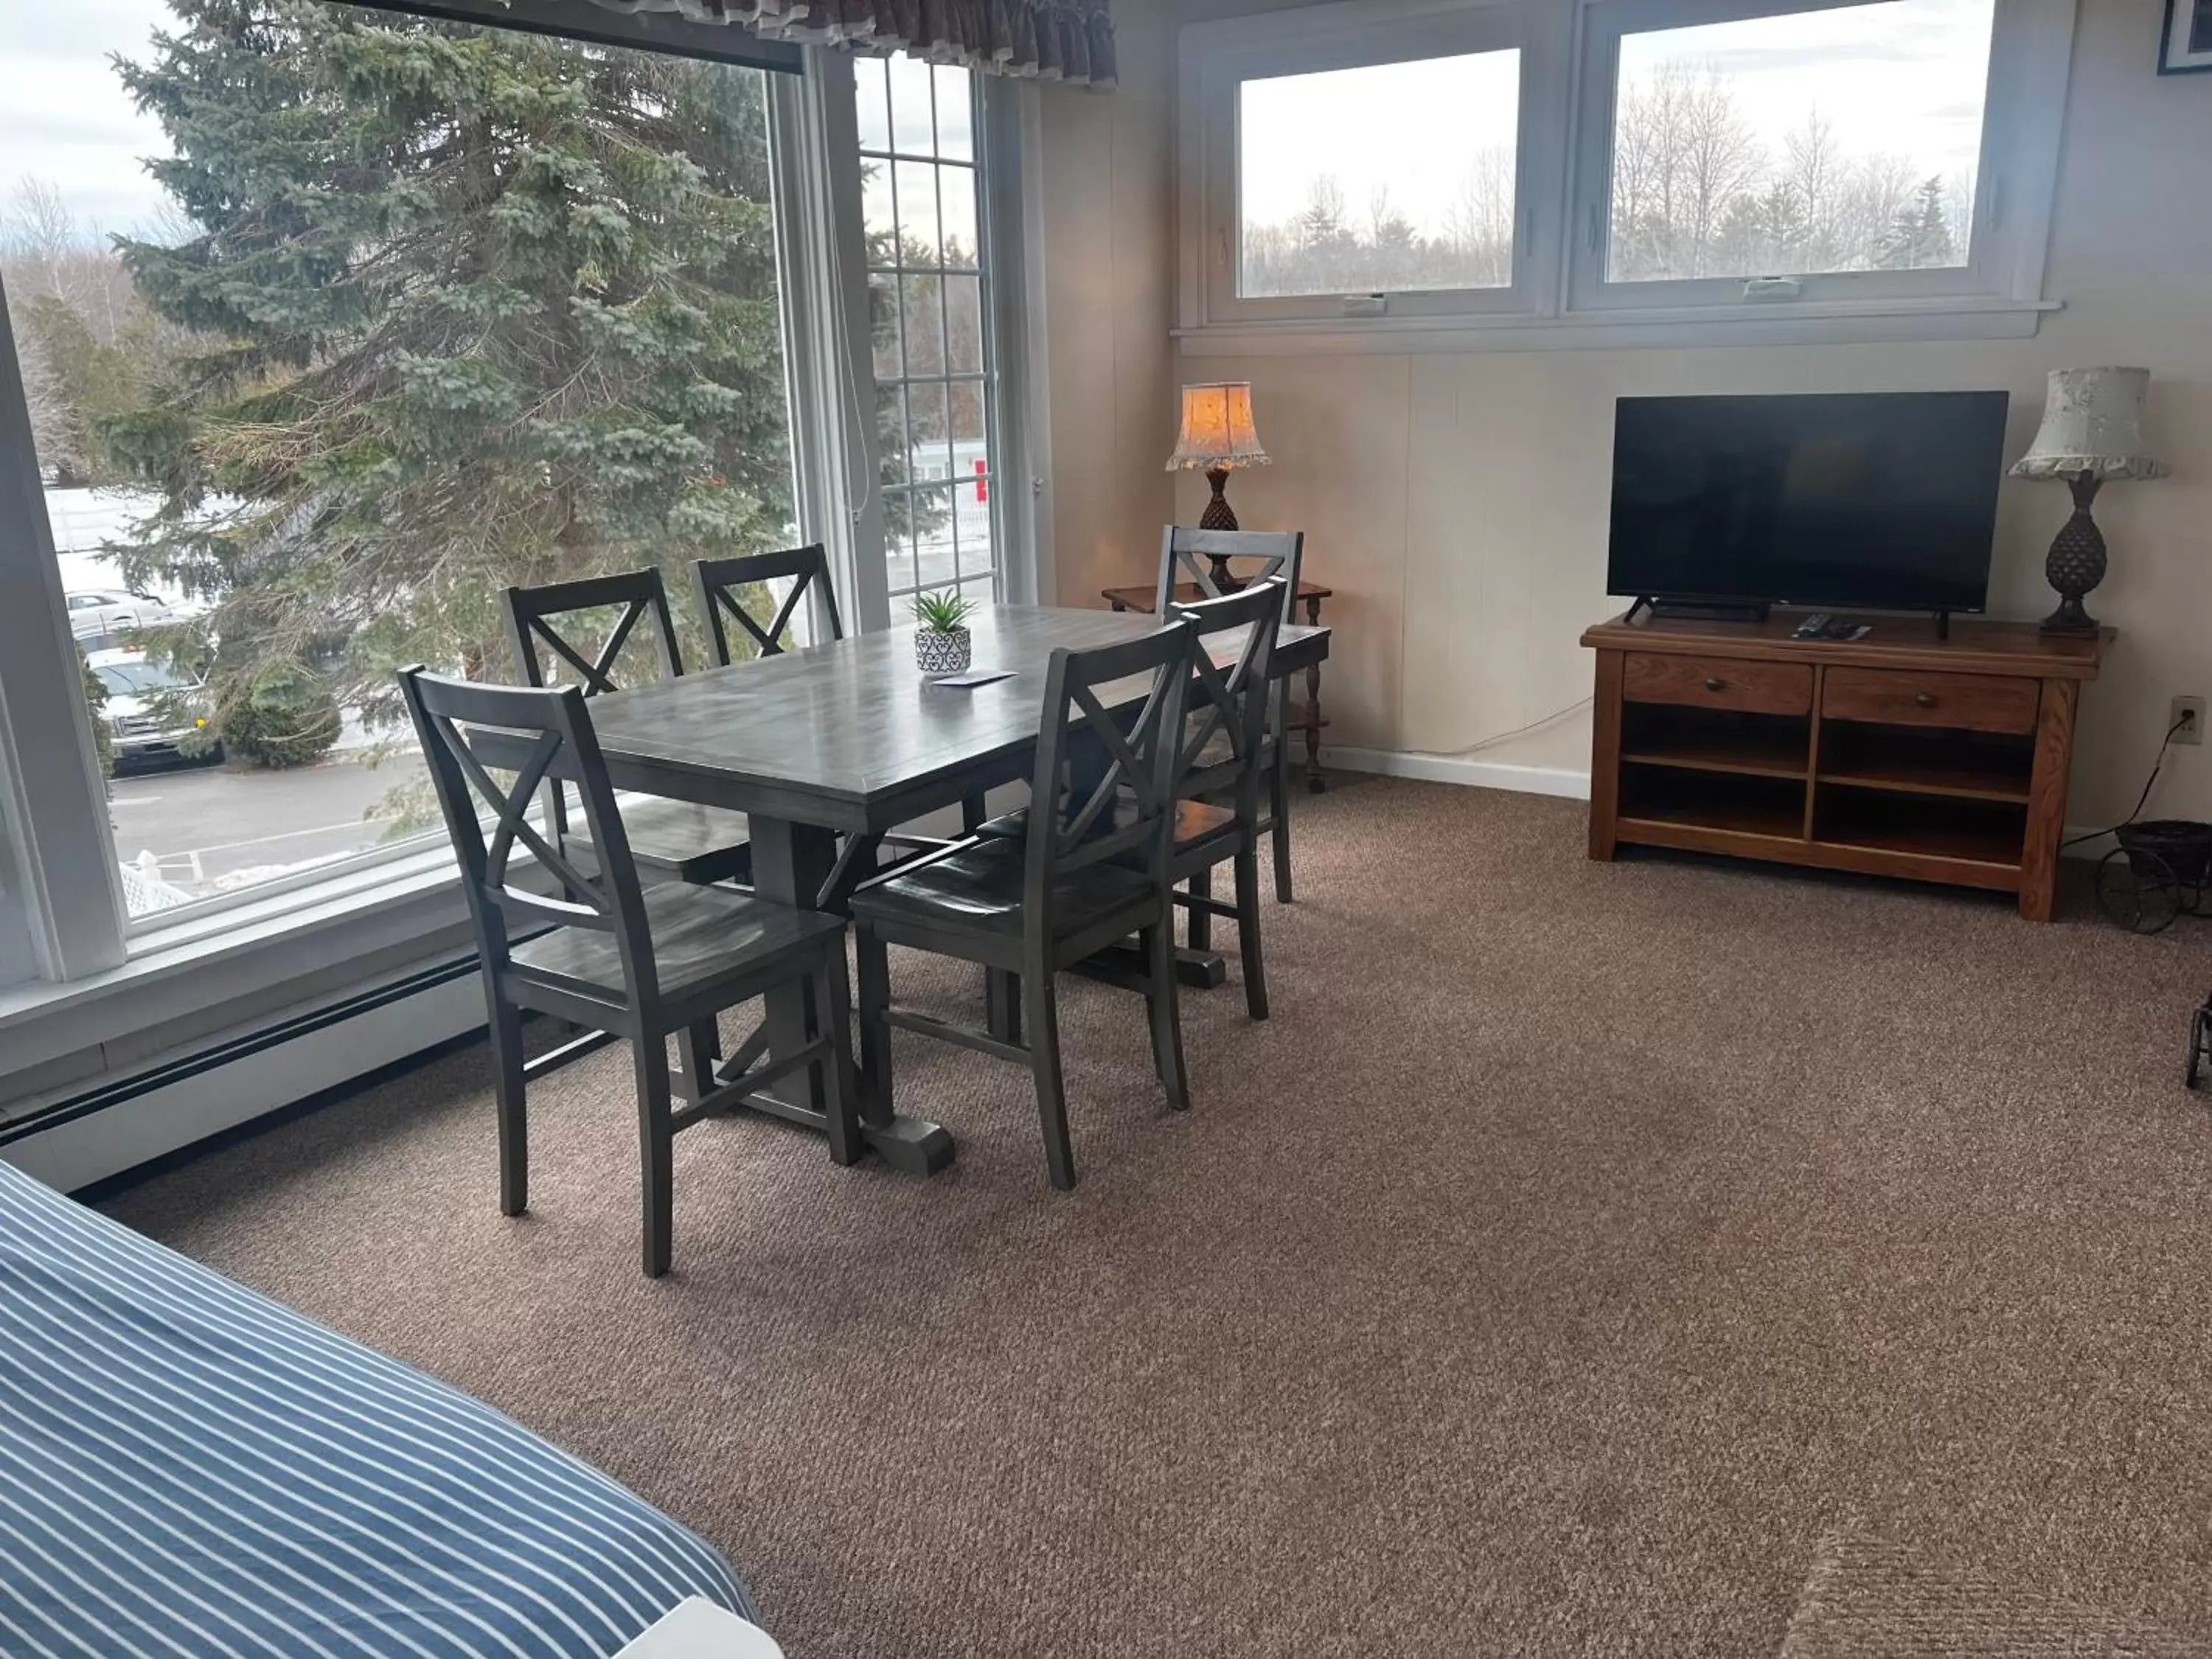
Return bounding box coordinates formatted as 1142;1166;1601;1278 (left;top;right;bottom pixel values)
912;589;973;633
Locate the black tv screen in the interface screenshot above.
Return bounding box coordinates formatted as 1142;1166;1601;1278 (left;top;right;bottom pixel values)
1607;392;2009;613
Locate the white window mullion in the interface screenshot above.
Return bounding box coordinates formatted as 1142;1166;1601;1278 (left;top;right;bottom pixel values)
771;55;888;639
0;279;130;986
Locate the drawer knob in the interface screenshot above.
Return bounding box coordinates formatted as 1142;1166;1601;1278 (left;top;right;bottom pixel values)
1915;692;1937;709
1705;676;1725;692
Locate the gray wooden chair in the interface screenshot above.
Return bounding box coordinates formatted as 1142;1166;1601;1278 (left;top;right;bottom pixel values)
504;569;754;888
696;546;978;856
1156;526;1305;902
846;623;1196;1190
975;582;1284;1020
399;667;857;1279
1152;580;1284;1019
692;544;843;664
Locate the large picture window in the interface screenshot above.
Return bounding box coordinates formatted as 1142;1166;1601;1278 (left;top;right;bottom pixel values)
1;0;799;926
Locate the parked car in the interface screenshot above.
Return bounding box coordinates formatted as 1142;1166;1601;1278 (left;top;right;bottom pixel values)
86;648;221;772
66;588;178;641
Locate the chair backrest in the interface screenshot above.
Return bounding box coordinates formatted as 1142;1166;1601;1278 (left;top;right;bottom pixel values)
504;568;685;693
1164;579;1284;813
1155;526;1305;627
399;667;659;1006
692;545;844;666
1023;622;1195;925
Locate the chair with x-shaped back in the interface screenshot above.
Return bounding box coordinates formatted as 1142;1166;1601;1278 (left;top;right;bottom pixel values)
692;545;844;665
847;622;1196;1190
1155;526;1305;905
503;568;754;888
399;667;856;1278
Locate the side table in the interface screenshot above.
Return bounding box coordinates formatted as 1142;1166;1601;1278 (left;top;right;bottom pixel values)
1102;578;1332;792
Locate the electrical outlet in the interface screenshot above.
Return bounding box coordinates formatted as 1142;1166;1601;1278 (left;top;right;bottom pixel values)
2173;697;2205;746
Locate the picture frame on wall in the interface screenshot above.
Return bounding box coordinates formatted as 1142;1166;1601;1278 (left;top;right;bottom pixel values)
2160;0;2212;72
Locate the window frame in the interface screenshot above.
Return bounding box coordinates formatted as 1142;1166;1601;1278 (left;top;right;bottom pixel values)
1175;0;2076;353
1566;0;2063;315
1180;0;1568;330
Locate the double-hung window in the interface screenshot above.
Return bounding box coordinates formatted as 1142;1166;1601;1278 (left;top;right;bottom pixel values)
1178;0;2075;346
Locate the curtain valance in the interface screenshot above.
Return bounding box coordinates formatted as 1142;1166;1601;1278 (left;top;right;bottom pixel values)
584;0;1116;87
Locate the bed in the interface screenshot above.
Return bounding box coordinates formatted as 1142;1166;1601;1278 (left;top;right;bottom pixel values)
0;1159;761;1658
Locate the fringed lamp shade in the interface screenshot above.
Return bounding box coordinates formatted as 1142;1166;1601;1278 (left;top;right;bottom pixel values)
2008;367;2166;636
2009;367;2168;482
1166;382;1269;532
1166;383;1270;473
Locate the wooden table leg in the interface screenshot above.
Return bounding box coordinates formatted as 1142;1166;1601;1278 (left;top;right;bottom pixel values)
737;815;956;1175
1303;593;1326;793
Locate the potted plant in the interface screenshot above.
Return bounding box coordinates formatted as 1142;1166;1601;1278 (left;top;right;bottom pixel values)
912;589;974;676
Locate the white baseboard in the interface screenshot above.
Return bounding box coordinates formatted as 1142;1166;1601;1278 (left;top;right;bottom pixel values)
1319;745;1593;800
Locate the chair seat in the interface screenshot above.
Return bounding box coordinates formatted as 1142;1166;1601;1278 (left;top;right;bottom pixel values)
511;882;841;1011
980;799;1235;850
571;797;751;884
847;839;1155;942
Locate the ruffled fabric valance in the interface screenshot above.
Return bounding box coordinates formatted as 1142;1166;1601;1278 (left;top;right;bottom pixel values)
584;0;1116;87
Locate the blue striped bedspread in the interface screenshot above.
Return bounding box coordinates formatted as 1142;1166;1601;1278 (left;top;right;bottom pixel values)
0;1160;758;1658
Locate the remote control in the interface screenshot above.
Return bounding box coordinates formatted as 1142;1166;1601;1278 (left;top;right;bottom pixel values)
1794;613;1833;639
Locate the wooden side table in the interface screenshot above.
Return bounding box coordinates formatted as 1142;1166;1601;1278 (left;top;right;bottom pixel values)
1102;578;1333;792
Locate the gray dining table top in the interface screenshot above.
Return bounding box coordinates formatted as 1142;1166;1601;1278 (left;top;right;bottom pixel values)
581;604;1330;834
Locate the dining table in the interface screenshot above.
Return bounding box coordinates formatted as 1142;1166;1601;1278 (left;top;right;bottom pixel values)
529;603;1330;1176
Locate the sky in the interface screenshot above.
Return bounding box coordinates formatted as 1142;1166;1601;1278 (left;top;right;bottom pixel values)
0;0;176;239
1239;0;1997;238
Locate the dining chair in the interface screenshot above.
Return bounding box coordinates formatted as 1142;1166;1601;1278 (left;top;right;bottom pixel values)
400;667;858;1279
695;546;981;854
1152;580;1284;1019
504;569;754;888
1155;526;1306;903
846;623;1196;1190
975;582;1284;1020
692;544;844;665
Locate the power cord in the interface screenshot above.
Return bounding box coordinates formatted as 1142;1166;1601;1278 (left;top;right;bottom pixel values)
2061;713;2192;850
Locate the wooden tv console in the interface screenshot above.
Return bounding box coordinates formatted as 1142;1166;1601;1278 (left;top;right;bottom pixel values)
1582;612;2111;920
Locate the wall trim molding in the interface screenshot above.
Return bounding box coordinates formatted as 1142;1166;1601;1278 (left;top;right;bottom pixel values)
1319;745;1593;800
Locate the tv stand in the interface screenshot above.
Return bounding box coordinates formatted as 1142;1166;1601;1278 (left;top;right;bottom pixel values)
1582;611;2111;920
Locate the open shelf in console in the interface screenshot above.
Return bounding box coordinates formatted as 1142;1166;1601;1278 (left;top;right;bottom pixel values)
1813;784;2026;871
1619;763;1806;842
1621;703;1810;780
1815;720;2033;804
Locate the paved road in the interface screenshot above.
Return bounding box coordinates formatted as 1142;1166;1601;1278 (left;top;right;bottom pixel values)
109;748;431;910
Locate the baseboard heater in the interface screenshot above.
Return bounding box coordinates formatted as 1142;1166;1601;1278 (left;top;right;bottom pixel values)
0;956;488;1196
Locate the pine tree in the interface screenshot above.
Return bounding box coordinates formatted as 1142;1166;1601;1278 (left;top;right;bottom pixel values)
102;0;796;740
1877;175;1956;271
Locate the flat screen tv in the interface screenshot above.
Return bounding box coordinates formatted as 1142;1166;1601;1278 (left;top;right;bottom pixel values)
1607;391;2010;616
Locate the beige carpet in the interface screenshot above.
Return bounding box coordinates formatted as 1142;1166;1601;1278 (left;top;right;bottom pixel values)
101;779;2212;1657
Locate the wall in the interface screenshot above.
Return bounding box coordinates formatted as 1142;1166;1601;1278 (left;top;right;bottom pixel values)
1037;0;2212;827
1034;0;1180;608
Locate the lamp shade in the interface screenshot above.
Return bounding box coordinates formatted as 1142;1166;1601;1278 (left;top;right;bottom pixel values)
2009;366;2168;482
1166;382;1270;473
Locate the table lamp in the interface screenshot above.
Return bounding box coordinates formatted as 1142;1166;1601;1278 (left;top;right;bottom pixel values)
2009;366;2166;636
1166;382;1270;533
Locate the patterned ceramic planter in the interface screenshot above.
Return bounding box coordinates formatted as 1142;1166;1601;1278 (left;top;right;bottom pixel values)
915;626;972;676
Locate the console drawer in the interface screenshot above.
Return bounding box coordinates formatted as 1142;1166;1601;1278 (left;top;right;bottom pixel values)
1822;667;2039;734
1622;653;1812;716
